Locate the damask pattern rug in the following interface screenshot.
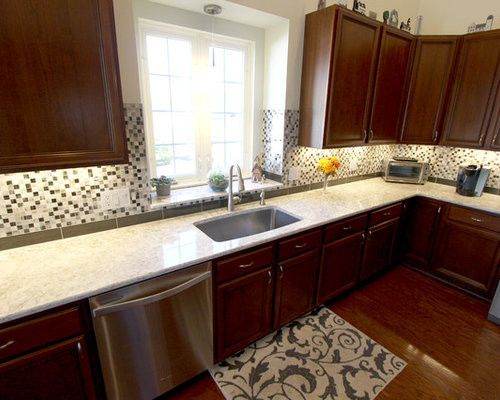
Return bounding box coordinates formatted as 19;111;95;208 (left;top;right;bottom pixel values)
210;306;406;400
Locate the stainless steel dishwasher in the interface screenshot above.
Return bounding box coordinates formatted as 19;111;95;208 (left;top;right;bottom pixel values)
89;262;213;400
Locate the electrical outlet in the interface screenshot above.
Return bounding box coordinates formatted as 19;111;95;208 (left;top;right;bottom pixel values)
100;188;130;210
288;167;301;181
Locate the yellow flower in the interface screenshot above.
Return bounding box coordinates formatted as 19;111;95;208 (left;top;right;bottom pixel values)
316;157;341;176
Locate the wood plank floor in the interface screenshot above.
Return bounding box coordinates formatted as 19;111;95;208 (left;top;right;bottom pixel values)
160;266;500;399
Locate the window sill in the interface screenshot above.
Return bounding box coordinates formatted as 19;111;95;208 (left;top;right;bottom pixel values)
151;179;283;210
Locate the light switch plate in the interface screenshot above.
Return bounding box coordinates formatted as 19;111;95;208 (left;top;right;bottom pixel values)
101;188;130;210
288;167;301;181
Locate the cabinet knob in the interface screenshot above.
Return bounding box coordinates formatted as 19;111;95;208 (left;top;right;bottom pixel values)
0;340;15;350
239;261;255;268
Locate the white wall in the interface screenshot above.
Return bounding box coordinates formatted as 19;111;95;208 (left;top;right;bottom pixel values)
263;21;289;110
418;0;500;34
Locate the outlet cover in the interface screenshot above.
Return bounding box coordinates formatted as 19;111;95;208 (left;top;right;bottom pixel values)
288;167;301;181
100;188;130;210
101;191;113;210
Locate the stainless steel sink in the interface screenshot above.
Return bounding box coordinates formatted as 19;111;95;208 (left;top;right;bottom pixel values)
194;206;302;242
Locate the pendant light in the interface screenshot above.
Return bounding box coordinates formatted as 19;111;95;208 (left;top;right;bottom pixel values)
203;4;222;67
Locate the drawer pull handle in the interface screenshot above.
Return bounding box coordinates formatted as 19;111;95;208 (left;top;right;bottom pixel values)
368;230;373;239
239;261;255;268
383;212;391;216
0;340;15;350
343;226;352;231
294;243;307;248
279;265;284;279
268;270;272;284
471;217;484;223
361;233;366;242
437;206;442;214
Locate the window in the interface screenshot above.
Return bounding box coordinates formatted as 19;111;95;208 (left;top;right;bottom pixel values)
139;21;255;183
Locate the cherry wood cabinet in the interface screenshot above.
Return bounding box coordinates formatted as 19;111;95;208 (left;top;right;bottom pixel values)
402;197;444;271
274;249;319;328
0;303;100;400
430;205;500;297
401;36;458;144
442;30;500;149
216;267;274;361
0;0;127;173
317;231;365;304
368;26;415;144
360;217;400;282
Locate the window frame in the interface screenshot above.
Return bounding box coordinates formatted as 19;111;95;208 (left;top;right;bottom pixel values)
138;19;255;184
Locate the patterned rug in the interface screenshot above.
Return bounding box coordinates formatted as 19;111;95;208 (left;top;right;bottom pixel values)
210;306;406;400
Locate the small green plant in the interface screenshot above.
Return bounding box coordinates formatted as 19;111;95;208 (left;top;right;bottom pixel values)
150;175;177;187
209;172;227;186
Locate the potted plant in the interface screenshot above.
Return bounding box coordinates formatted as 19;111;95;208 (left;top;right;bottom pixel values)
207;169;229;192
150;175;177;197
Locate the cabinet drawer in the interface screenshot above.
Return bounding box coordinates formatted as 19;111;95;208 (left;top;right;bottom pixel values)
369;203;402;226
448;205;500;233
278;229;322;260
216;246;274;283
324;214;368;243
0;307;83;362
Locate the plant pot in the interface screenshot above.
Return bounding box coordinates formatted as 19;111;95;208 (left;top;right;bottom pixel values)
156;184;171;197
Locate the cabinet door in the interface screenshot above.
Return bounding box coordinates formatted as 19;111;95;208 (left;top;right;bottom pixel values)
324;9;381;147
0;0;127;173
442;30;500;148
431;221;500;296
402;198;443;270
274;250;319;328
359;218;399;281
216;267;274;361
368;27;415;144
317;232;365;305
401;37;458;144
0;336;97;400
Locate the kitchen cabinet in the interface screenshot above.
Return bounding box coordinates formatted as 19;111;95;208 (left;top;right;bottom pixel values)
368;26;415;144
431;205;500;297
299;6;414;148
359;204;402;281
402;197;444;271
442;30;500;149
0;303;100;400
216;267;274;361
274;249;319;328
317;214;368;304
0;0;128;173
401;36;458;144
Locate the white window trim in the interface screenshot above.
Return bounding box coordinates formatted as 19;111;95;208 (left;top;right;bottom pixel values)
138;19;255;184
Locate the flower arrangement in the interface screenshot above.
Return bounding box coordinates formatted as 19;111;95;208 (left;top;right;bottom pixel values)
316;156;341;190
150;175;177;197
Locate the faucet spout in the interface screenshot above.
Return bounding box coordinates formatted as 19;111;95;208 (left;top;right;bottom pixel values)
228;163;245;212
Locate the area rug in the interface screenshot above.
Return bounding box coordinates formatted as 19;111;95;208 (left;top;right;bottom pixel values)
210;306;406;400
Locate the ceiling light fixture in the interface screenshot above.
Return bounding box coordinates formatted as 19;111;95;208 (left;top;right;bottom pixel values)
204;4;222;67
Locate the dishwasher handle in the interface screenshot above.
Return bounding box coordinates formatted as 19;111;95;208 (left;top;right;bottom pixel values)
92;271;211;317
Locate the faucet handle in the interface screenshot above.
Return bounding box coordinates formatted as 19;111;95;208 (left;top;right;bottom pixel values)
260;190;266;206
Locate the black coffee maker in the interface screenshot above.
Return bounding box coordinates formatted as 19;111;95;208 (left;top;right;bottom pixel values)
456;164;491;197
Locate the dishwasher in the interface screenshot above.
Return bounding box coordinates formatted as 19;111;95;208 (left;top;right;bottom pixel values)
89;262;213;400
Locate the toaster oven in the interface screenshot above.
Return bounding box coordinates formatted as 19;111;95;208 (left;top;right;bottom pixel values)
382;158;430;184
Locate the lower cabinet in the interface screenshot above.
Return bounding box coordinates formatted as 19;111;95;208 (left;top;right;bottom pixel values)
274;249;319;328
216;267;274;361
0;303;100;400
359;217;400;281
402;197;443;270
430;205;500;297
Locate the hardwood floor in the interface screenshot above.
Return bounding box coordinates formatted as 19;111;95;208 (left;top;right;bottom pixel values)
160;266;500;399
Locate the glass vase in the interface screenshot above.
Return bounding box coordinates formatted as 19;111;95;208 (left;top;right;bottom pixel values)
323;174;329;191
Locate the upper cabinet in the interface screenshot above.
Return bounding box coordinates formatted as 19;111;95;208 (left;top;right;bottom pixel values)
0;0;128;174
299;6;414;148
442;30;500;149
400;36;458;144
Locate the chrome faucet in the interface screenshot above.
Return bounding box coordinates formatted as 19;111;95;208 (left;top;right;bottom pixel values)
227;164;245;212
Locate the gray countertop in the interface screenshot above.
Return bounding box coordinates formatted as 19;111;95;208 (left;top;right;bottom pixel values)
1;178;499;324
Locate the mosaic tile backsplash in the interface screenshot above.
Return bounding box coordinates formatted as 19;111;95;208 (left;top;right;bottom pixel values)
0;104;151;238
264;109;500;190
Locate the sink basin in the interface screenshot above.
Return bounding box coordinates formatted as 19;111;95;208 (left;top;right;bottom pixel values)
194;206;302;242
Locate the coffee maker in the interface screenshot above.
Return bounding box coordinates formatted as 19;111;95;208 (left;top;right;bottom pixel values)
456;164;491;197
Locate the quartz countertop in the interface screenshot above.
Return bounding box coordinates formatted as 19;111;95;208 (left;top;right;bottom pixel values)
1;178;499;324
